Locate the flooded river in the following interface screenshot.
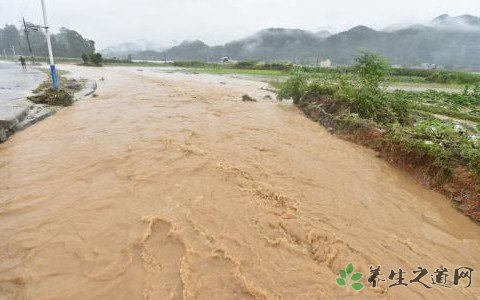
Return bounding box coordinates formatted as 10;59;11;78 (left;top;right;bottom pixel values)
0;66;478;299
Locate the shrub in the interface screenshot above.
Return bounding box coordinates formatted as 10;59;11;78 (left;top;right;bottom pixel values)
172;61;210;68
276;71;309;104
81;53;88;64
235;61;257;69
354;51;391;88
90;53;103;65
81;52;103;66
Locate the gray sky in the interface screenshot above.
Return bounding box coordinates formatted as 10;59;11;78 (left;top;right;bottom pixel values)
2;0;480;49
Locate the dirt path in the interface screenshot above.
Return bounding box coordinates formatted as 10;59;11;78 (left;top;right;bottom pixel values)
0;66;479;299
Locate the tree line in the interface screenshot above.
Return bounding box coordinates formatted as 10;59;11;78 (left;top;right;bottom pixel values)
0;24;95;58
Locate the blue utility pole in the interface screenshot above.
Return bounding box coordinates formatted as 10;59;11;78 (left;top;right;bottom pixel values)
40;0;58;89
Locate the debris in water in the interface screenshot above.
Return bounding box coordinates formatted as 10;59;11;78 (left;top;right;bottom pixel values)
242;94;257;102
263;95;272;100
65;82;82;91
28;88;73;106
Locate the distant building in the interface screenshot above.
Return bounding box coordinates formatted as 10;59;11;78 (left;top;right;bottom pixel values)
221;56;229;63
420;63;438;70
320;59;332;68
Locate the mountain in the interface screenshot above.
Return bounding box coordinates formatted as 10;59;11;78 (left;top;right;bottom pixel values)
129;28;330;63
315;30;332;39
100;40;166;58
430;14;480;31
316;16;480;68
113;14;480;70
316;26;387;64
219;28;328;62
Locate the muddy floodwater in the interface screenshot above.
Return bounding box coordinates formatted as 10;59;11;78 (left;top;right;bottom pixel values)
0;66;479;299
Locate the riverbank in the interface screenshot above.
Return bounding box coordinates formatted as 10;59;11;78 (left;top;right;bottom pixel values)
275;66;480;223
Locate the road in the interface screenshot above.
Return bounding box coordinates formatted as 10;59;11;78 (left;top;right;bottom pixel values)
0;60;45;122
0;65;478;299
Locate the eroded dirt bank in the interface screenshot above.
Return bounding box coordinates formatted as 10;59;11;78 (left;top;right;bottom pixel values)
0;66;479;299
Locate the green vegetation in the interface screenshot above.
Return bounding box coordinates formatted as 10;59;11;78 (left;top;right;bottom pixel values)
276;52;479;219
0;25;95;58
353;51;391;87
171;61;290;76
30;68;85;106
81;52;103;66
169;60;479;88
28;88;73;106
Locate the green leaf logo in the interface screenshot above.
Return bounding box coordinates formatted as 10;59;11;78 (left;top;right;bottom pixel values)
352;283;364;291
335;263;364;292
346;263;354;274
351;273;362;281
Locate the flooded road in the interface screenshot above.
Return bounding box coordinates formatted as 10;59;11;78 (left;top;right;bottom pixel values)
0;61;45;124
0;66;479;299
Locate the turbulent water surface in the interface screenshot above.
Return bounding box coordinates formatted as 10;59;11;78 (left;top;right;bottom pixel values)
0;66;479;299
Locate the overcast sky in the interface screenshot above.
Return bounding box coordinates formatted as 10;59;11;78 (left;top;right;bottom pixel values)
2;0;480;49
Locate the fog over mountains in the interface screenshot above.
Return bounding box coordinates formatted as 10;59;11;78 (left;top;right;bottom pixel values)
99;14;480;70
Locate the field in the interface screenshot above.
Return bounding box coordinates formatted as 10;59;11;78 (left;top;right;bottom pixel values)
162;60;480;87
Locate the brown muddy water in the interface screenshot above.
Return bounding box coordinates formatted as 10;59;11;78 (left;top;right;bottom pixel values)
0;66;479;299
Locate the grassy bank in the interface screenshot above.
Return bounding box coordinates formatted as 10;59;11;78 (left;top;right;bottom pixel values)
167;60;480;86
30;68;86;106
276;52;479;223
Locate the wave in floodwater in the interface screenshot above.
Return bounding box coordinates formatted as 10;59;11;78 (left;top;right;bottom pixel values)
0;66;479;299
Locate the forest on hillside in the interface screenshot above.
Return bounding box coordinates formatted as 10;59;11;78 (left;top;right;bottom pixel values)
0;24;95;58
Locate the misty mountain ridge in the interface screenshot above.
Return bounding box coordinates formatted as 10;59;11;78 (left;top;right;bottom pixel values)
100;39;167;57
430;14;480;31
104;14;480;70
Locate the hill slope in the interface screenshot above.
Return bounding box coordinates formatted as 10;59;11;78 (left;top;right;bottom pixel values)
108;14;480;70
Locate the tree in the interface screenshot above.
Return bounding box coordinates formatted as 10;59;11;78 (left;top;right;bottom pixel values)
0;25;95;58
81;52;103;66
81;53;88;64
2;25;21;53
89;52;103;65
354;51;391;88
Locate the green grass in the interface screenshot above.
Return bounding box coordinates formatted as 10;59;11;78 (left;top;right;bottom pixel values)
185;67;287;77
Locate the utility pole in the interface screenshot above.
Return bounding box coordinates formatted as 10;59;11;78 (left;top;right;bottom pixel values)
3;49;7;59
40;0;58;89
12;46;16;56
22;17;35;63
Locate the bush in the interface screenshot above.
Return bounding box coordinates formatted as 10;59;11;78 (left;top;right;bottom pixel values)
354;51;391;88
426;70;480;85
303;79;338;101
235;61;257;69
81;53;88;64
90;53;103;65
276;71;309;104
81;52;103;66
172;61;211;68
276;52;409;125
